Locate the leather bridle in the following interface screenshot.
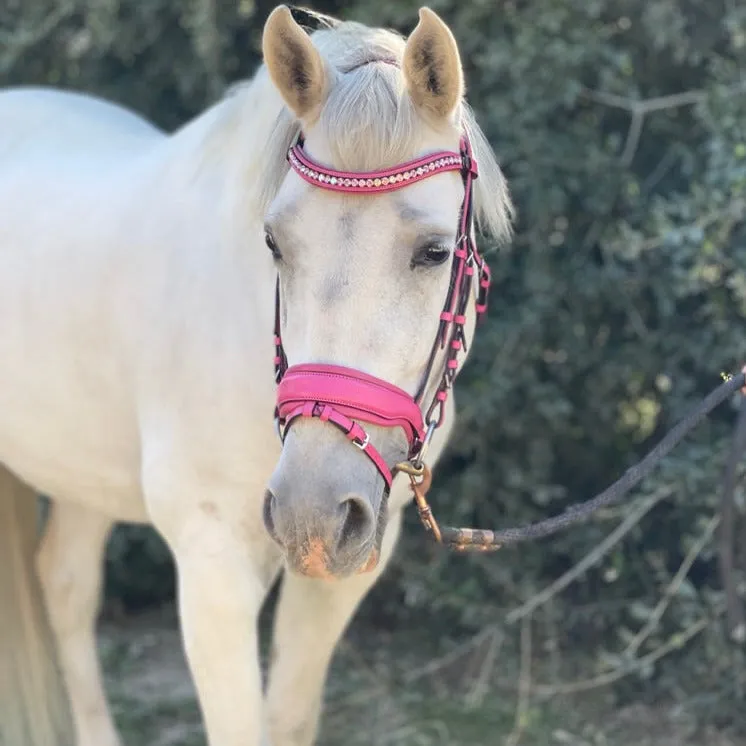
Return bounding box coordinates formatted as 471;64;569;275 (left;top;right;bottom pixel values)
273;132;488;494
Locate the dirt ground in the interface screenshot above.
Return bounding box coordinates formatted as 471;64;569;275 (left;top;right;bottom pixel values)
98;604;746;746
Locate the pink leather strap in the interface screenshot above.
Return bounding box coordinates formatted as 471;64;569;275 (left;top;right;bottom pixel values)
289;140;466;194
277;365;425;445
276;365;426;488
279;403;394;488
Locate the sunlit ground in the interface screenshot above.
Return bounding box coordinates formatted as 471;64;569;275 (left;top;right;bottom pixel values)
100;605;743;746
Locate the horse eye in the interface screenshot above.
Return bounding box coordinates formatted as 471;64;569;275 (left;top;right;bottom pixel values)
412;244;450;269
265;231;281;260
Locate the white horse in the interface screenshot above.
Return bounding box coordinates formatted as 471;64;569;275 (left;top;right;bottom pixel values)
0;6;512;746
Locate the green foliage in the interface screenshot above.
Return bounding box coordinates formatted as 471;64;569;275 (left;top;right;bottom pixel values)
4;0;746;706
353;0;746;696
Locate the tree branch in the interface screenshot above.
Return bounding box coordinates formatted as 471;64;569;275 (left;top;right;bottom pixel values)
534;605;724;698
578;85;732;166
623;512;720;659
580;87;707;114
505;615;533;746
0;4;75;76
506;486;674;625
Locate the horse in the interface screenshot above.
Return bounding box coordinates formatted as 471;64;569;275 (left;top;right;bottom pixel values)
0;5;512;745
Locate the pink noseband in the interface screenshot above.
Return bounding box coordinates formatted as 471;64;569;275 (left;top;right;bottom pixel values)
276;365;425;489
273;132;490;489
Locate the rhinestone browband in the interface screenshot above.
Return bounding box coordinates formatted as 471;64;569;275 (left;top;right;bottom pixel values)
287;136;473;194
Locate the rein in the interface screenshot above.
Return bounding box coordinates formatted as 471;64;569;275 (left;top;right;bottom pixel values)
272;129;746;554
408;370;746;551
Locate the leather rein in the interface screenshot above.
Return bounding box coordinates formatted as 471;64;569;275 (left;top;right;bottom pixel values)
271;130;746;553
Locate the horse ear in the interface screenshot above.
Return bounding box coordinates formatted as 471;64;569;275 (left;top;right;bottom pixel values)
262;5;330;122
403;8;464;122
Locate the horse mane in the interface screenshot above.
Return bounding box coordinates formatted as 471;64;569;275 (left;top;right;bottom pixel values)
199;15;513;243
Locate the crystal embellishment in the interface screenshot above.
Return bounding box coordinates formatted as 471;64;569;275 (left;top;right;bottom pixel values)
287;142;468;194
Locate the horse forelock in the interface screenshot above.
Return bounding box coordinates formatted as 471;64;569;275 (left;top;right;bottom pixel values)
207;16;512;243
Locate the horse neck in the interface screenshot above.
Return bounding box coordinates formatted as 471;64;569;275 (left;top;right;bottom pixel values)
166;67;282;213
133;69;276;369
152;69;281;302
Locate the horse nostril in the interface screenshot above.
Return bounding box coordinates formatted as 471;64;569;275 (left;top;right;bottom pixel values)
337;496;375;550
262;485;378;573
263;489;279;541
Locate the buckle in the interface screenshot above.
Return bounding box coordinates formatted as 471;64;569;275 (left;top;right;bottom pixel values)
461;153;479;178
352;432;370;450
459;136;479;178
476;259;491;317
410;420;437;469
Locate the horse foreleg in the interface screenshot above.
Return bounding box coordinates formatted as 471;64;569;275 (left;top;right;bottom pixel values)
36;501;118;746
146;474;280;746
265;509;403;746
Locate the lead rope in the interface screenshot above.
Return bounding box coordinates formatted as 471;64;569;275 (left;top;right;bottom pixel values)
396;370;746;552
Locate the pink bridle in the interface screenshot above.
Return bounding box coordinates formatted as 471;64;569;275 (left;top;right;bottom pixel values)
273;132;490;490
